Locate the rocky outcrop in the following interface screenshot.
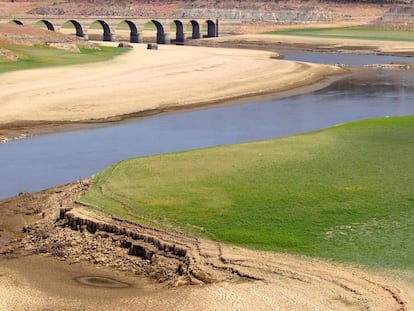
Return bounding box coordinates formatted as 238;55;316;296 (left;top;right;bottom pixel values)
0;24;98;52
11;181;252;286
27;7;65;16
0;48;18;61
61;208;188;260
26;1;180;18
46;42;80;52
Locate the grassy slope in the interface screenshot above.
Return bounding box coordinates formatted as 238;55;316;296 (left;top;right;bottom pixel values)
265;26;414;42
80;116;414;270
0;44;129;74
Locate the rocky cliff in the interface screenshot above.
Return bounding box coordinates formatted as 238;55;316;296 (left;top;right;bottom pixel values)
0;0;395;27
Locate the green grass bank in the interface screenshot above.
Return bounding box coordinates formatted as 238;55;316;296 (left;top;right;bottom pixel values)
80;116;414;270
265;26;414;42
0;44;129;74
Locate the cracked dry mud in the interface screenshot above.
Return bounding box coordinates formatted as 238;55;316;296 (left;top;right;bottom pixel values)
0;181;413;310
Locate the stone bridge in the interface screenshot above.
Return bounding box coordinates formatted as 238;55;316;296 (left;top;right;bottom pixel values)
0;16;241;44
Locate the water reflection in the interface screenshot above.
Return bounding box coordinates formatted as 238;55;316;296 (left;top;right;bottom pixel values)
1;69;413;199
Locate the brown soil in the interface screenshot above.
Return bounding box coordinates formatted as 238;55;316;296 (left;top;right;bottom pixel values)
1;182;413;310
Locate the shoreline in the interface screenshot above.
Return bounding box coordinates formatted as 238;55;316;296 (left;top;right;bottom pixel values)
200;34;414;57
0;41;347;141
3;33;414;141
0;69;348;142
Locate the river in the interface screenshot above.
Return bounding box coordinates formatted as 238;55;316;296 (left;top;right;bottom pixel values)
1;53;413;199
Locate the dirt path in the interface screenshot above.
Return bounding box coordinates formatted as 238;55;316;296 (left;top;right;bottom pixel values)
0;182;413;310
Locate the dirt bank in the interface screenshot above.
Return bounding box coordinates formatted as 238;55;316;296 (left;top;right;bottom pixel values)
1;182;413;310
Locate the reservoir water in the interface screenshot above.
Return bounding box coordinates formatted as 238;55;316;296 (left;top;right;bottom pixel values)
1;54;414;199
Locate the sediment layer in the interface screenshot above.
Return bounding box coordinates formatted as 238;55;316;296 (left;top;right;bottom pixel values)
12;181;252;286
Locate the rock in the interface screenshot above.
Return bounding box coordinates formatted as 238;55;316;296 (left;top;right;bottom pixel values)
0;48;18;62
147;43;158;50
118;42;133;48
45;42;80;53
27;7;65;15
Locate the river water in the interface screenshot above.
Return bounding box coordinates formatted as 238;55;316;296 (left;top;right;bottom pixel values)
1;53;414;199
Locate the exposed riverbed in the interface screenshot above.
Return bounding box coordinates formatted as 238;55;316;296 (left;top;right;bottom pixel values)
1;53;414;199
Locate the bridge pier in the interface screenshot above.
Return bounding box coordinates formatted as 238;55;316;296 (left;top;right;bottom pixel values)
130;32;143;43
103;33;114;42
175;31;185;43
192;31;201;39
157;32;170;44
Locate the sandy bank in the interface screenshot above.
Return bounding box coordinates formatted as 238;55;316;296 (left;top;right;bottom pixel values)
207;34;414;56
0;43;344;135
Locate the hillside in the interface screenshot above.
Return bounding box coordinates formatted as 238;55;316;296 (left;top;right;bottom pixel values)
0;0;410;29
0;23;100;63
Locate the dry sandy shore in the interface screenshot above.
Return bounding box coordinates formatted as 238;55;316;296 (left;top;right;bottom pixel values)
0;42;344;138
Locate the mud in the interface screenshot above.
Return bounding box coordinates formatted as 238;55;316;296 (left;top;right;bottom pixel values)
76;276;129;288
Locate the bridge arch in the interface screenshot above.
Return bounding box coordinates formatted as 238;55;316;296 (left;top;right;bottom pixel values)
190;20;201;39
37;19;55;31
90;20;113;41
62;20;85;38
10;19;24;25
119;20;139;43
